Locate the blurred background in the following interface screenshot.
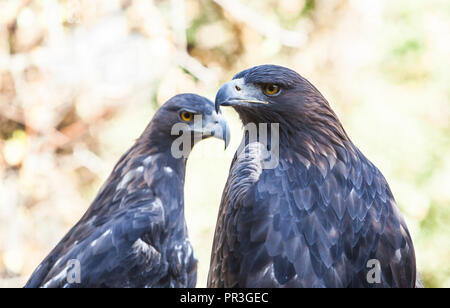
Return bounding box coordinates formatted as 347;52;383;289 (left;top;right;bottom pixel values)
0;0;449;288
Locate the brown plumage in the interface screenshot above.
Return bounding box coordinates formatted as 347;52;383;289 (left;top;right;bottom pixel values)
209;65;419;288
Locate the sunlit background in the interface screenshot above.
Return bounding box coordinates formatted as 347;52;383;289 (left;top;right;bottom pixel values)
0;0;449;288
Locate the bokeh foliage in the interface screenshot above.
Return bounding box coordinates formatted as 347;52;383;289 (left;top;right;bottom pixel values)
0;0;448;287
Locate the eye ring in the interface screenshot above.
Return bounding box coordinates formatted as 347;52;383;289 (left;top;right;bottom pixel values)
180;111;194;122
263;84;281;96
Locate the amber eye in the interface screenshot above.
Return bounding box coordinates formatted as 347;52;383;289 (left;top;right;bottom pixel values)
263;84;281;96
180;111;194;122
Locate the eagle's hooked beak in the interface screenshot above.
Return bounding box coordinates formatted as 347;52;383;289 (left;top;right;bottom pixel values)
215;112;231;149
205;111;231;150
215;79;269;113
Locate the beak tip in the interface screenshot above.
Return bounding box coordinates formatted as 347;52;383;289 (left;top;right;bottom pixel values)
224;138;230;150
215;100;221;114
223;124;231;150
211;111;230;151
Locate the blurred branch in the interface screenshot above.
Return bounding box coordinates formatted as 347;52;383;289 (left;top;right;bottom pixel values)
213;0;307;48
0;104;25;126
47;105;119;151
72;146;107;176
175;51;218;84
0;103;69;149
3;0;31;25
171;0;187;50
0;102;116;154
171;0;218;84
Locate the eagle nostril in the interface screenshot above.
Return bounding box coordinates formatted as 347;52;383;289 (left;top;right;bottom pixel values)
235;85;241;91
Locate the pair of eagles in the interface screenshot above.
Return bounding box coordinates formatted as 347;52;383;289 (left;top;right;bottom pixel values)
25;65;420;288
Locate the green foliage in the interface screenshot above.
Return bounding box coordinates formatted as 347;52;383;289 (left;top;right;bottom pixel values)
0;0;448;288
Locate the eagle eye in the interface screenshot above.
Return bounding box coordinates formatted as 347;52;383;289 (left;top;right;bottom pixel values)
263;84;281;96
180;111;194;122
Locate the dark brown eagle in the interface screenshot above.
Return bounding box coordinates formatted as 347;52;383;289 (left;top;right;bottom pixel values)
208;65;420;288
25;94;229;288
